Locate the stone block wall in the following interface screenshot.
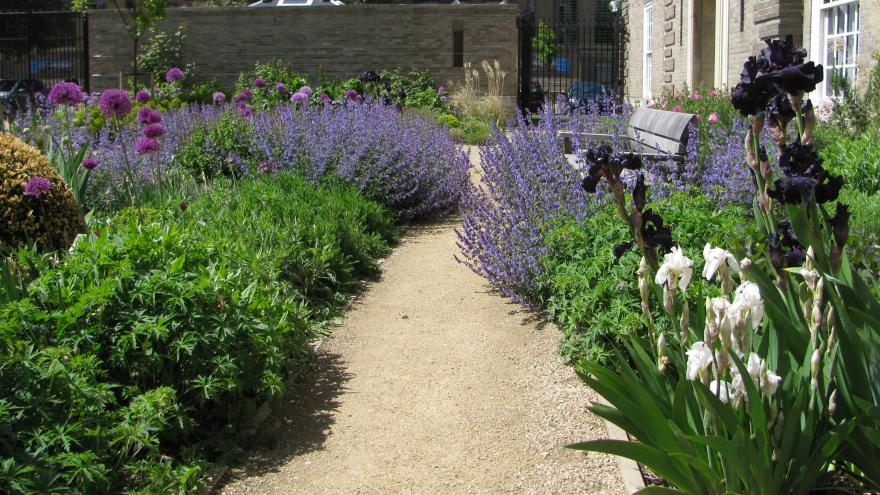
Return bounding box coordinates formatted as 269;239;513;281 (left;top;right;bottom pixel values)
88;4;519;95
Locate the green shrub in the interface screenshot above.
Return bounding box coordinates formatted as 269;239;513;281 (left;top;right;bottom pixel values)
819;128;880;195
0;172;396;493
176;110;256;179
539;192;752;362
0;133;85;253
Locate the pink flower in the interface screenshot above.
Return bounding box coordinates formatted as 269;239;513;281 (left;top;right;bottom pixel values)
709;90;718;97
98;89;132;118
695;114;702;121
672;105;682;112
47;82;84;106
661;101;668;109
135;137;160;155
291;91;309;105
646;99;656;107
692;92;702;100
165;67;185;83
23;176;51;197
143;123;164;139
708;112;719;123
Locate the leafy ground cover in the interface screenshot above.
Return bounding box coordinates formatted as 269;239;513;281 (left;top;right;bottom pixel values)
0;173;396;493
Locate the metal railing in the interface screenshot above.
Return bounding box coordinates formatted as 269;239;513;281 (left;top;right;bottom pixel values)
0;11;89;91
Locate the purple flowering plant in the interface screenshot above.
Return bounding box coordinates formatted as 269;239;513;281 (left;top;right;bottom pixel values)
564;36;880;493
23;176;52;198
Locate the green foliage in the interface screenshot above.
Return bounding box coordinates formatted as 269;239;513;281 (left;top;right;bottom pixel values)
176;110;256;180
533;22;559;67
0;172;396;493
819;128;880;195
138;25;188;85
539;193;752;363
0;133;85;254
379;67;442;110
236;60;308;108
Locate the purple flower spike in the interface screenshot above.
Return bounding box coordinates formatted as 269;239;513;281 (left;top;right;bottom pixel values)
135;90;151;103
47;81;84;106
23;176;52;197
298;85;313;97
135;136;160;155
99;89;132;118
143;123;165;139
82;159;98;170
291;91;309;105
165;67;185;83
254;78;267;88
212;91;225;104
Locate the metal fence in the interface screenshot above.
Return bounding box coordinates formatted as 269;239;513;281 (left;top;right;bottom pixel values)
0;11;89;90
517;6;623;113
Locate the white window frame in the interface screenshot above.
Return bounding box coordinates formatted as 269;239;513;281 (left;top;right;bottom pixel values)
810;0;860;101
713;0;729;88
644;2;654;99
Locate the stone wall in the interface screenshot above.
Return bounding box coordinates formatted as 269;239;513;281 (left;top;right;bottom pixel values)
622;0;804;100
88;4;519;95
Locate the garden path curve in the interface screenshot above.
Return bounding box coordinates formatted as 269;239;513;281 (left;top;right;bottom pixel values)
219;146;624;495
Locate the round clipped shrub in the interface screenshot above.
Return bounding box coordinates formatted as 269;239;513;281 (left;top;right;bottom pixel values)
0;133;84;252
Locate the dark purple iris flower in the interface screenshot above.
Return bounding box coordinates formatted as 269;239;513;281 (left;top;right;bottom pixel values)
579;144;642;194
757;35;808;73
360;70;380;83
770;61;824;94
640;209;674;253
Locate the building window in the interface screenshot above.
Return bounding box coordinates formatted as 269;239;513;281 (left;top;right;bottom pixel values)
812;0;859;99
644;2;654;99
453;29;464;68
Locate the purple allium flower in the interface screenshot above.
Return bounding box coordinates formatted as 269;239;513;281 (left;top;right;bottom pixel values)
135;90;151;103
319;93;331;103
438;86;446;95
254;78;267;88
82;158;98;170
298;85;313;97
344;89;359;102
137;106;162;124
275;82;289;94
291;91;309;105
236;102;254;117
98;89;132;118
165;67;185;83
179;202;188;211
47;81;84;106
234;89;252;103
135;136;160;155
23;176;51;197
212;91;225;104
143;123;164;139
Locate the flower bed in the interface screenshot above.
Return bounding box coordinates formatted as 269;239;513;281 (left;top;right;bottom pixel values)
459;37;880;493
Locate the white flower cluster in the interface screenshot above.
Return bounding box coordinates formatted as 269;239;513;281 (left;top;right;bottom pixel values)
658;243;781;405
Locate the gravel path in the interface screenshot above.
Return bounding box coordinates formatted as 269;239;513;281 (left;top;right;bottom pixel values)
219;148;624;495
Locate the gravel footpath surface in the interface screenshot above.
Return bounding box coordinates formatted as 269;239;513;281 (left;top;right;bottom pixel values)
219;147;624;495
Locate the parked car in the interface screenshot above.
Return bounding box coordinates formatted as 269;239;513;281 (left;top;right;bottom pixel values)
0;79;47;117
565;81;609;113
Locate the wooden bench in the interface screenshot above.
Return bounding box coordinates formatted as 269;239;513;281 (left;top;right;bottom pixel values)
559;107;697;163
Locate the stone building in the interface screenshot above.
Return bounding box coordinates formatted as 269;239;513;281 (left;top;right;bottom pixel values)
617;0;878;101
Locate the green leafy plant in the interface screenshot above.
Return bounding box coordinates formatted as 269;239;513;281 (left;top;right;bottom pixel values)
0;172;396;493
533;21;559;67
138;25;188;85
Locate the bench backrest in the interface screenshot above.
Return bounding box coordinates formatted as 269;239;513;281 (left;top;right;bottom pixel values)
626;107;696;156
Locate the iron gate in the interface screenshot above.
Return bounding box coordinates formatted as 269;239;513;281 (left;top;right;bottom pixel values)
517;3;623;114
0;11;89;91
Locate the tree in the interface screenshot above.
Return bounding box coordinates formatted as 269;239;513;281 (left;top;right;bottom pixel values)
73;0;167;88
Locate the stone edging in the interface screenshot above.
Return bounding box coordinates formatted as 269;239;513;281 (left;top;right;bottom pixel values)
595;396;646;494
